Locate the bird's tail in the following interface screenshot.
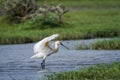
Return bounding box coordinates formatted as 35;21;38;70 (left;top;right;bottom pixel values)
30;54;42;59
30;56;34;59
30;55;37;59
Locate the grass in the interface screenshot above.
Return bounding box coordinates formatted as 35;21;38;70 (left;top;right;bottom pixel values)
47;62;120;80
0;0;120;44
0;8;120;44
37;0;120;9
1;0;120;10
77;38;120;50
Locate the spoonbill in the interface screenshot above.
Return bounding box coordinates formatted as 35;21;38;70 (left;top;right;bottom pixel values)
31;34;69;69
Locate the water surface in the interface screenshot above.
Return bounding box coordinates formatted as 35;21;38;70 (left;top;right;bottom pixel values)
0;38;120;80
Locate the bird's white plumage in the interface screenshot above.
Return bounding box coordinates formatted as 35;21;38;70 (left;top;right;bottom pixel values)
31;34;59;59
30;34;69;69
33;34;59;54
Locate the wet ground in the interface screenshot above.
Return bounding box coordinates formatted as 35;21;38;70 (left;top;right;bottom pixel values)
0;38;120;80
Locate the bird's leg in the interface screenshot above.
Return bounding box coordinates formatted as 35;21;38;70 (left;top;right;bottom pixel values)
41;59;45;69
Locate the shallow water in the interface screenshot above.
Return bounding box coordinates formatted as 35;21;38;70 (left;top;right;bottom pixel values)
0;38;120;80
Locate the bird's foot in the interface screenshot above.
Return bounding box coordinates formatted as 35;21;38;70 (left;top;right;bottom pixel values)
41;62;45;69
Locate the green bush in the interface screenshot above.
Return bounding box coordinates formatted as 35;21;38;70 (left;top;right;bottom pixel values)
0;0;37;23
0;0;68;24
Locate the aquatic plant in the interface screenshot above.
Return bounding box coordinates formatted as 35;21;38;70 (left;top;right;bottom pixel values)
48;62;120;80
77;38;120;50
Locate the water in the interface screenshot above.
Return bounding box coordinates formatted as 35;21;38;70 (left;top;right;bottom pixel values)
0;38;120;80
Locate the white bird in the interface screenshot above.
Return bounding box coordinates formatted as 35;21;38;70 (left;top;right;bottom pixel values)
31;34;69;69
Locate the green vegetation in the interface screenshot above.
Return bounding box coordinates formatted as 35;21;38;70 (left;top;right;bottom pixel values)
0;8;120;44
77;38;120;50
0;0;120;44
0;0;68;23
0;0;120;79
37;0;120;8
91;38;120;50
48;62;120;80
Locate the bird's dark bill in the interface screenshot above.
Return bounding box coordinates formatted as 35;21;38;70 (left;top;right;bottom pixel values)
60;43;69;50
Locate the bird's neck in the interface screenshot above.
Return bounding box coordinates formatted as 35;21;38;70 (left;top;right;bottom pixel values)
53;44;59;53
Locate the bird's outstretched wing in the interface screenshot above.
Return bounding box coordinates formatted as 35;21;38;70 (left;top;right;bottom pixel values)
33;34;59;54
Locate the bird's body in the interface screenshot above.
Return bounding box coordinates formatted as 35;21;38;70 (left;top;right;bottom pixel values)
31;34;68;69
31;34;59;59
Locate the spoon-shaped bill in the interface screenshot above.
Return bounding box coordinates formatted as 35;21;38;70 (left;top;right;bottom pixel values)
60;42;69;50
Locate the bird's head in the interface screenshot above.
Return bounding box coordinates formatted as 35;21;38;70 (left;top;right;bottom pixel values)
55;41;69;50
55;41;61;46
